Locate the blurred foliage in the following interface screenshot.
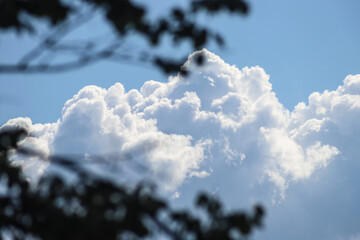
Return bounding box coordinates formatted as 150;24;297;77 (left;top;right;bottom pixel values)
0;2;264;238
0;0;249;75
0;128;264;239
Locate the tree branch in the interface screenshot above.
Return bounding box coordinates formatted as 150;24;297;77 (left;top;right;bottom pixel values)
0;41;130;74
18;7;97;65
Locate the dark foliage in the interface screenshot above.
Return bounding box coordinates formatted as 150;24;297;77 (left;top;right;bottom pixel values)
0;1;263;239
0;128;264;240
0;0;249;75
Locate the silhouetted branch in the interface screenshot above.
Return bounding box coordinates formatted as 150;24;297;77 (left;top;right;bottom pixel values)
0;41;130;74
0;0;249;75
150;216;182;240
18;7;96;65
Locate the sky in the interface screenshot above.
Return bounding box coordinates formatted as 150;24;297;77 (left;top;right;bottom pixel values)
1;0;360;239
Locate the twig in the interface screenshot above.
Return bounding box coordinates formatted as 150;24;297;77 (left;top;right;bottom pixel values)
18;6;97;65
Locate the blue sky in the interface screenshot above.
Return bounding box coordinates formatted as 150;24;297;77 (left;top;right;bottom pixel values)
1;1;360;239
1;0;359;125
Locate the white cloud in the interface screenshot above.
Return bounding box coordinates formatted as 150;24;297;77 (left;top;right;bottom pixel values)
1;50;359;202
189;170;211;178
347;233;360;240
171;191;181;199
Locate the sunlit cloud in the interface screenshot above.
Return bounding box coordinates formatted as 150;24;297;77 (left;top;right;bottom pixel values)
2;50;359;202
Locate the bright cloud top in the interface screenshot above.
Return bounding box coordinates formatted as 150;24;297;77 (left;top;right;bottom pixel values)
2;49;359;198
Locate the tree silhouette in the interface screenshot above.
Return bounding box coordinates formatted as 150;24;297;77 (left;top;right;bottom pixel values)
0;1;266;239
0;0;248;75
0;127;265;239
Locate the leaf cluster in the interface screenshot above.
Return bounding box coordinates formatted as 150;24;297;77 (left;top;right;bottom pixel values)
0;0;70;31
0;0;249;75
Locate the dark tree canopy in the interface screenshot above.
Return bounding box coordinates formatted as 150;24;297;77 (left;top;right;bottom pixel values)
0;127;265;239
0;1;265;239
0;0;249;75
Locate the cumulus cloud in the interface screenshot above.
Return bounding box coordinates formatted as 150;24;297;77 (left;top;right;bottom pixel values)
2;50;359;200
